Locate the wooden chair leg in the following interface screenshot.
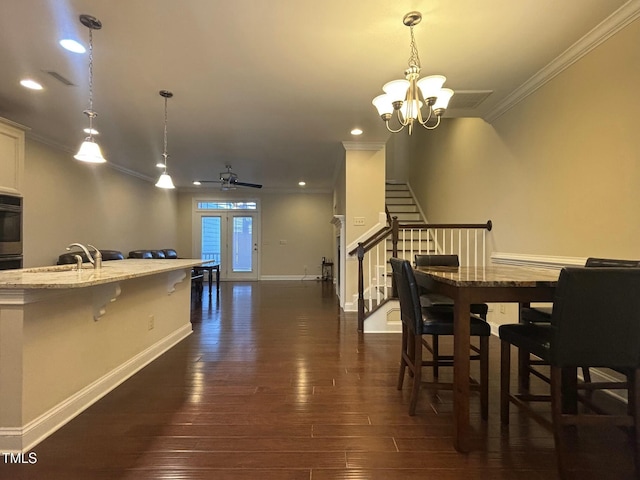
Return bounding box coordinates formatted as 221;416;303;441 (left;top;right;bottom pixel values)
561;367;578;415
407;330;416;378
550;366;569;479
433;334;440;379
500;339;511;425
409;333;423;416
480;335;489;421
632;369;640;478
397;326;408;390
518;348;531;393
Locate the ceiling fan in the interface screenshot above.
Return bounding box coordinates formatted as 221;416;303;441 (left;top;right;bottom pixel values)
195;165;263;189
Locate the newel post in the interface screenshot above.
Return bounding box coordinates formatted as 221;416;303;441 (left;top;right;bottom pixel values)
356;242;365;332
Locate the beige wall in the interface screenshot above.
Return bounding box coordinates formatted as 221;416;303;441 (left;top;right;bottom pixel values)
343;145;386;307
177;189;334;277
402;16;640;260
344;146;386;245
22;139;178;267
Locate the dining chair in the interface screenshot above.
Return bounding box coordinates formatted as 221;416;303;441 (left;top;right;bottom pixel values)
390;257;491;418
500;267;640;477
519;257;640;389
414;254;489;380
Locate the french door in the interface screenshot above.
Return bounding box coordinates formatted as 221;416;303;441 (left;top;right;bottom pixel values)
196;212;259;281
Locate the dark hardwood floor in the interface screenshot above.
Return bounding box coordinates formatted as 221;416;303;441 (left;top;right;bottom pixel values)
1;281;636;479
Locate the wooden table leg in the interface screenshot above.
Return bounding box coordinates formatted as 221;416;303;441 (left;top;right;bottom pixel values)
453;291;472;453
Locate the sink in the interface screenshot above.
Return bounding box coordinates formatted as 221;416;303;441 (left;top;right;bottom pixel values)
22;264;95;273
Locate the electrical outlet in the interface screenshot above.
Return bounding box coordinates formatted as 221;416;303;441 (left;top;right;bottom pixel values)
148;315;155;330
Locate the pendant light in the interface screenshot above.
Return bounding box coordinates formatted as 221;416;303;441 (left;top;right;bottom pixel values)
74;14;106;163
155;90;175;189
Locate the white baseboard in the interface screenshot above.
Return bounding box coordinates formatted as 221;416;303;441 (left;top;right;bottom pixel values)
0;324;192;453
260;275;323;281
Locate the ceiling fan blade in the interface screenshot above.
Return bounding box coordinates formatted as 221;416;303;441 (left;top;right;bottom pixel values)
230;179;263;189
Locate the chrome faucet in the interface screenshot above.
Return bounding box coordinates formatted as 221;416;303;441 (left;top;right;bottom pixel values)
88;244;102;269
66;243;102;270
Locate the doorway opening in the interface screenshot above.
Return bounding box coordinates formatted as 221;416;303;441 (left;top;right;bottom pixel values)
193;200;260;281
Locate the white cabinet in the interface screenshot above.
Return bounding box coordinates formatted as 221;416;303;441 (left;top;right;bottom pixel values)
0;118;26;195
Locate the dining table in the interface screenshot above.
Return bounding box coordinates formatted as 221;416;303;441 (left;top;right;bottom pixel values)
413;263;560;453
192;262;220;296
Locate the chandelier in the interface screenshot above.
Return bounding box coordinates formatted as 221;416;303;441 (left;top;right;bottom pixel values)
74;14;107;163
372;11;453;134
155;90;175;189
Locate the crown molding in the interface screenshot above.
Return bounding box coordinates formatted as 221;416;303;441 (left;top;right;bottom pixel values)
485;0;640;123
342;141;386;151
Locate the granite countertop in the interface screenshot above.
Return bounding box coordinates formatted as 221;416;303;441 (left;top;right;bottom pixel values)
0;259;204;289
414;264;560;287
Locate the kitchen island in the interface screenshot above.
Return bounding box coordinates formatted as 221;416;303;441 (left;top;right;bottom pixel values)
0;259;202;452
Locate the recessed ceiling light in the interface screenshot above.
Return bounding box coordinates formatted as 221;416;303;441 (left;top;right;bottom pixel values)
83;128;99;135
351;128;363;136
20;79;43;90
192;181;202;186
60;39;86;53
298;181;306;186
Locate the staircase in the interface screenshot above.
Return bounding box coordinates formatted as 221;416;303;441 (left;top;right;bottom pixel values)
356;184;430;333
386;183;422;224
385;183;433;260
353;183;491;332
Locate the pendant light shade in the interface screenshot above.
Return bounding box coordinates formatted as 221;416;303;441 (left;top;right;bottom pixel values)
155;173;175;189
155;90;175;189
74;139;106;163
75;14;107;163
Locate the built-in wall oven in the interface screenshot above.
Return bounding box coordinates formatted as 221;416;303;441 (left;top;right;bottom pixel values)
0;193;22;270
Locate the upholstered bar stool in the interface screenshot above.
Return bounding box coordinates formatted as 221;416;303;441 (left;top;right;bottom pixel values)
414;254;489;380
162;249;178;259
391;258;491;418
128;250;153;259
519;257;640;391
500;267;640;478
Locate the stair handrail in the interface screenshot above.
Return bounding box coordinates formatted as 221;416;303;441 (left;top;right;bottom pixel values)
348;217;493;331
347;225;392;257
395;220;493;231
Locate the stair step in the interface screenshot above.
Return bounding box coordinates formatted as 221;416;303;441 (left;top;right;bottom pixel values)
387;205;418;212
386;192;412;198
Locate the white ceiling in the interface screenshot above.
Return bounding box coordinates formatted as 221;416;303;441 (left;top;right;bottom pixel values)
0;0;635;191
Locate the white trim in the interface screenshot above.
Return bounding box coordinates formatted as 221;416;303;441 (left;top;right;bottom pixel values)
405;182;428;224
0;325;192;453
343;297;357;312
346;212;388;253
341;141;386;151
260;275;320;281
485;0;640;122
491;252;585;269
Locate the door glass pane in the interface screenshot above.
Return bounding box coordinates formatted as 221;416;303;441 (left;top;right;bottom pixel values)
201;217;221;263
232;216;253;272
